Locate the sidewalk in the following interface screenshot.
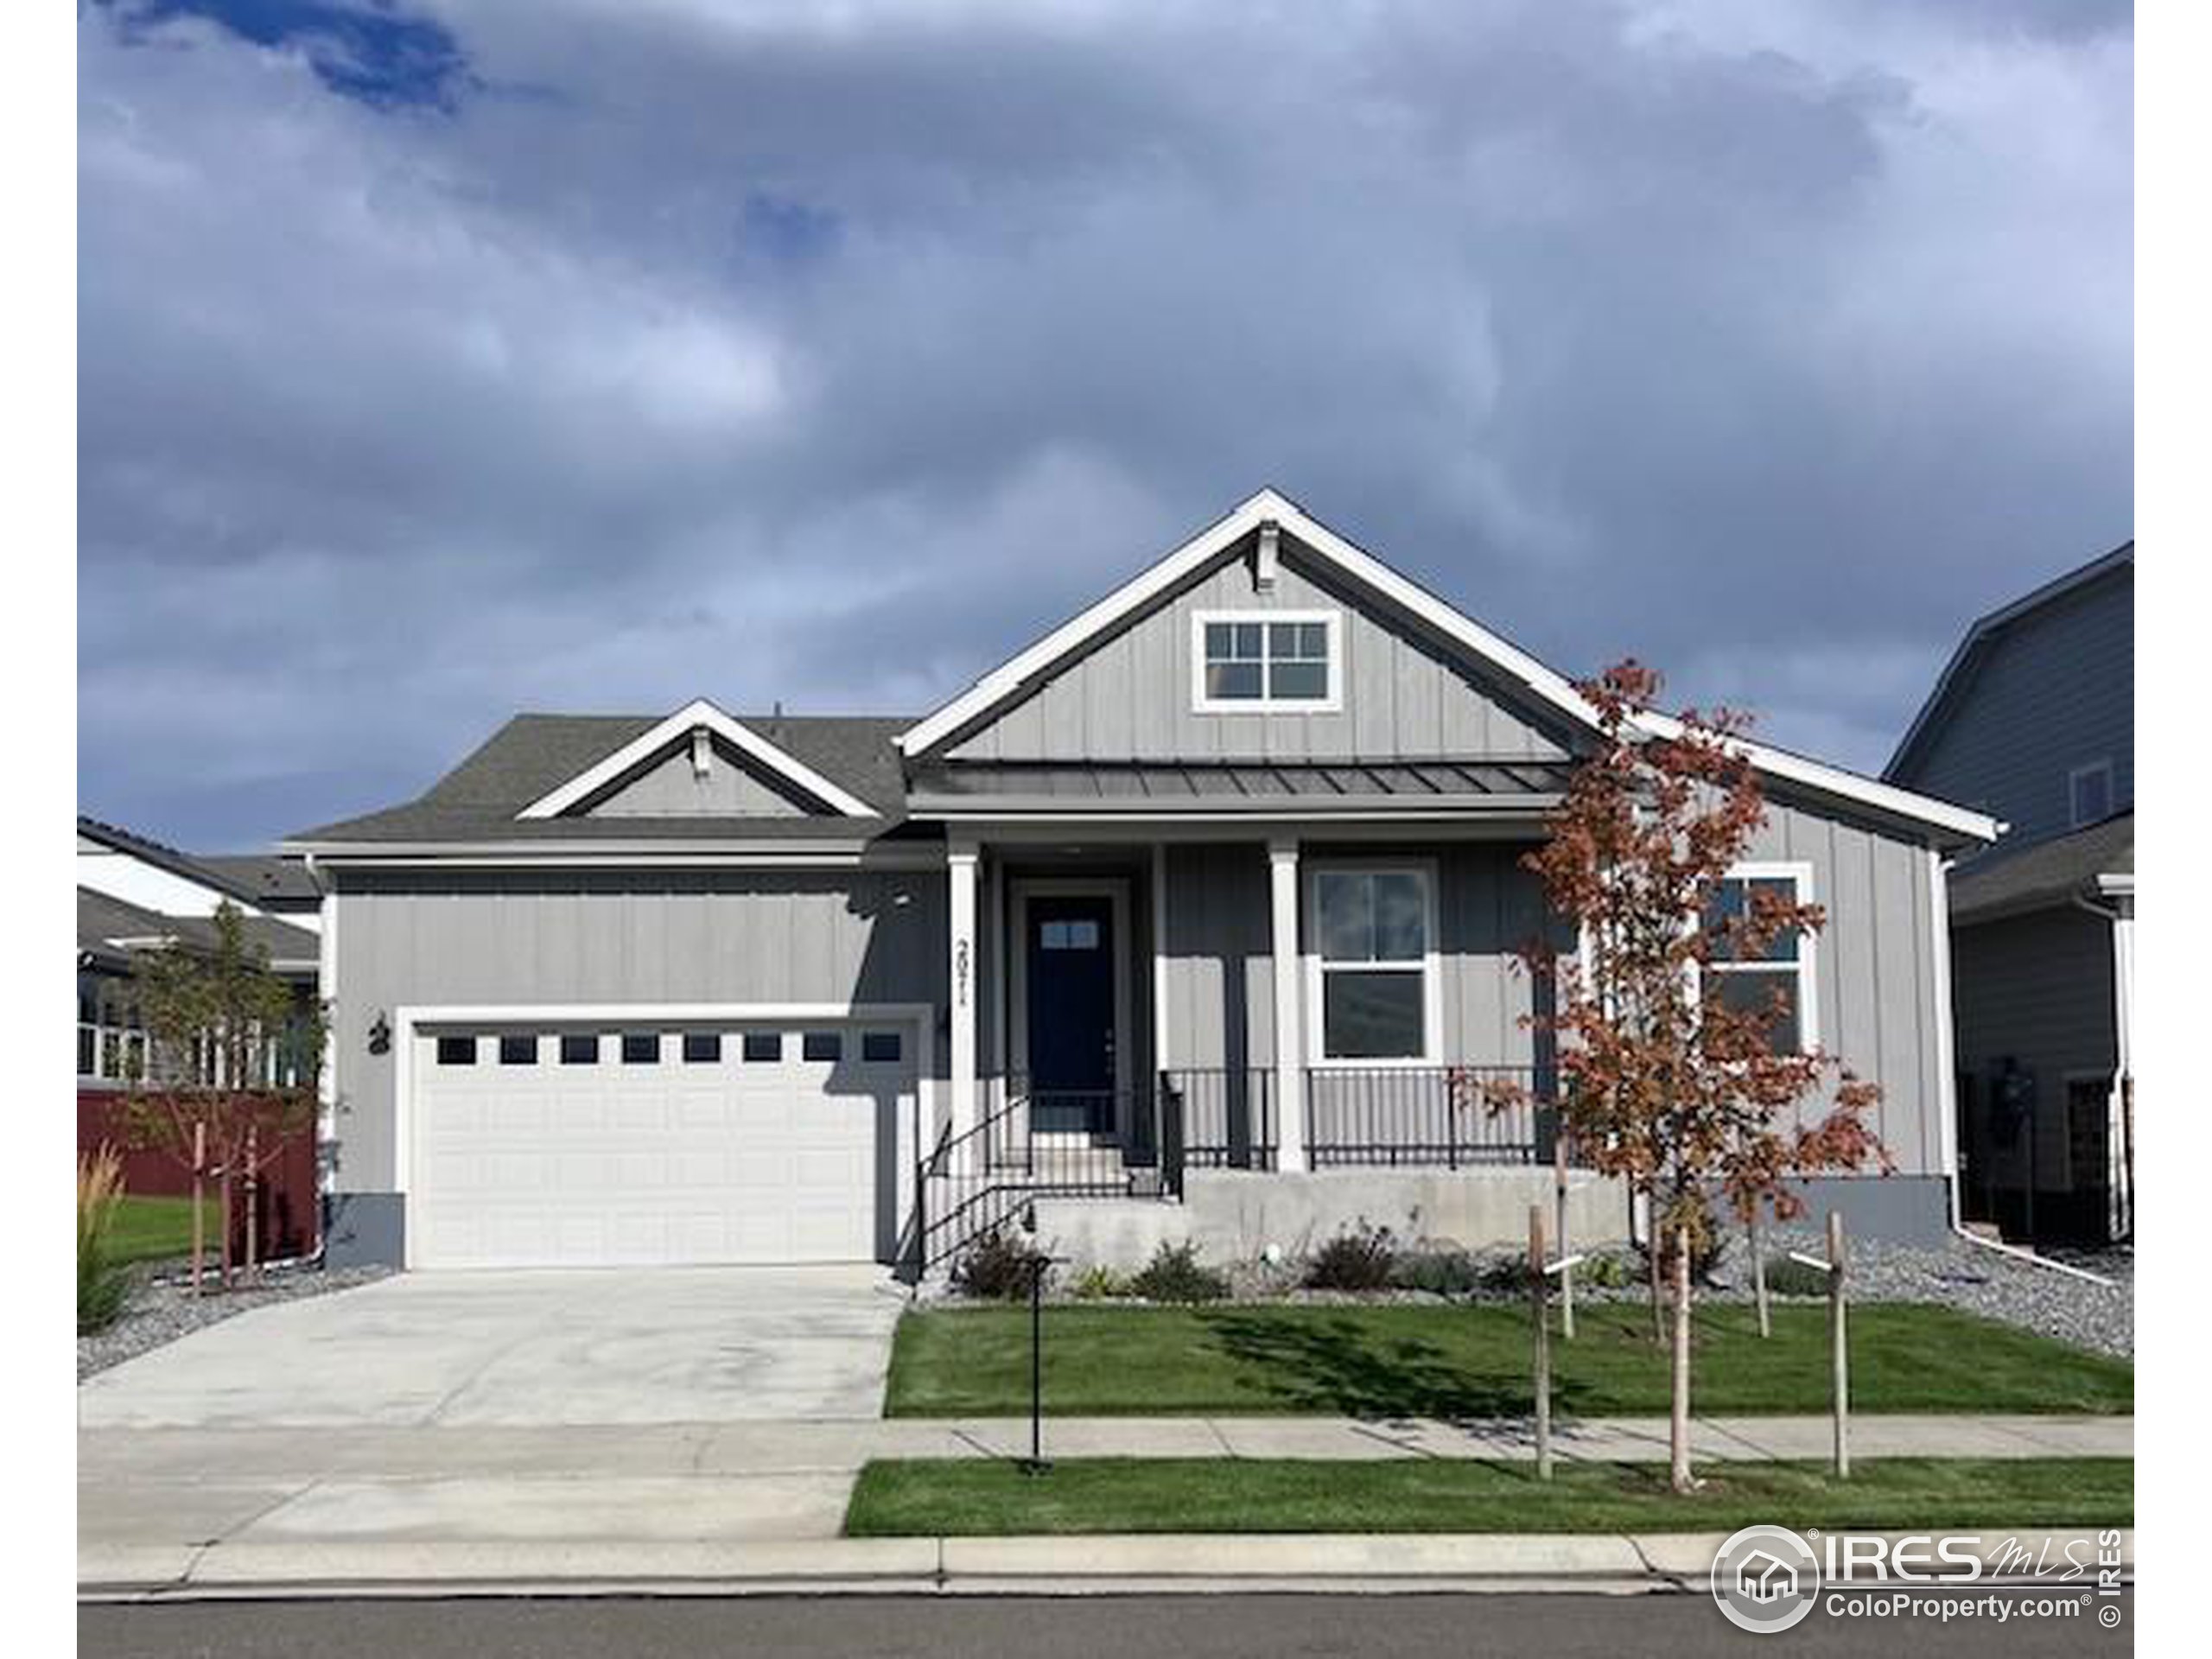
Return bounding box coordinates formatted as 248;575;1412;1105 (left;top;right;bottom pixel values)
82;1528;2137;1601
80;1412;2131;1595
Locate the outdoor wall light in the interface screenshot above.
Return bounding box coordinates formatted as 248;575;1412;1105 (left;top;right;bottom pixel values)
367;1013;391;1055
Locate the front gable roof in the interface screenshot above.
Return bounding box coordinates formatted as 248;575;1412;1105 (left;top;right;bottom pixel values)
1885;541;2134;785
900;489;2001;844
516;699;878;819
288;711;913;849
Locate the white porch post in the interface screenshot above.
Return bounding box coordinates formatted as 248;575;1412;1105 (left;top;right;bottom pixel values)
948;845;981;1155
1268;838;1308;1173
2109;893;2134;1240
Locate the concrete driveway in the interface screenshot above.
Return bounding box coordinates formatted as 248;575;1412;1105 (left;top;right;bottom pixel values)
79;1266;906;1429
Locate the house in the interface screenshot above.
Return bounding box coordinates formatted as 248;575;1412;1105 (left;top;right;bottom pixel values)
77;815;321;1086
76;815;326;1257
288;490;1996;1273
1885;544;2134;1246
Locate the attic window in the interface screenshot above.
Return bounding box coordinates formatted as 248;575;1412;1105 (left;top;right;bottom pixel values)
1192;611;1340;712
2069;760;2113;828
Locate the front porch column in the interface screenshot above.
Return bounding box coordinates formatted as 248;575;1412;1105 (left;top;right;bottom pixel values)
948;844;981;1153
1268;838;1308;1173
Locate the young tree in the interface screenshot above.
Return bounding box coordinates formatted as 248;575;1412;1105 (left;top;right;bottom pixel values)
121;903;325;1291
1478;661;1885;1491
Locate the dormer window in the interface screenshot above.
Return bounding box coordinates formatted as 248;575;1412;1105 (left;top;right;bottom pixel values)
1192;610;1340;712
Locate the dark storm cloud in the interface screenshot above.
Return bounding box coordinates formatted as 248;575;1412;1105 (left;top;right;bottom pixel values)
78;0;2132;847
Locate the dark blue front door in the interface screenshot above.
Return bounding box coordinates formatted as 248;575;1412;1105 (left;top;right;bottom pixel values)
1027;894;1116;1134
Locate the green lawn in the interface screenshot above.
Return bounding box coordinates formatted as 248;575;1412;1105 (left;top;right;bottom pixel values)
845;1456;2134;1537
887;1303;2133;1419
104;1194;216;1267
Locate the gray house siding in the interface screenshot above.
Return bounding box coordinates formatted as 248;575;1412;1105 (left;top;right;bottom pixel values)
1892;568;2133;855
582;743;810;818
1740;794;1949;1179
327;867;949;1198
947;541;1577;764
1950;907;2116;1212
1154;810;1948;1181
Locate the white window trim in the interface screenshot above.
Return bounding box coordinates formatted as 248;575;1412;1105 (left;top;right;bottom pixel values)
1696;861;1821;1053
1190;608;1344;715
1302;859;1444;1068
2068;758;2114;828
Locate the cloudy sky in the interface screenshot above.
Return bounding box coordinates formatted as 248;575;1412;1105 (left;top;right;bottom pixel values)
78;0;2133;849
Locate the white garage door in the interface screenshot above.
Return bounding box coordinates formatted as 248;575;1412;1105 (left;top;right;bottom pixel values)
408;1017;916;1268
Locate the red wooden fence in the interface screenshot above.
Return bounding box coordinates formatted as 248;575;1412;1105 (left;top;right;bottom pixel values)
77;1089;320;1262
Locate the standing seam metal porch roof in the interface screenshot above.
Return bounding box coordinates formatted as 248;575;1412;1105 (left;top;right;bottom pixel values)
904;758;1574;809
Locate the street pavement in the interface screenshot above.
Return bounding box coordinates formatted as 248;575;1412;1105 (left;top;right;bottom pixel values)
78;1590;2139;1657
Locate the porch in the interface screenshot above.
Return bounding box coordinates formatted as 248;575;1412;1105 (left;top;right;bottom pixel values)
918;823;1573;1272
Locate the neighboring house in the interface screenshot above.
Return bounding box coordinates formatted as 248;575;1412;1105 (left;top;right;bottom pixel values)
76;815;326;1257
288;489;1996;1274
76;815;321;1087
1885;544;2135;1246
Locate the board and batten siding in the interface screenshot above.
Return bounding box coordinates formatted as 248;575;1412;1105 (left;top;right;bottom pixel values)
327;868;948;1192
948;542;1576;764
1158;842;1559;1072
582;744;810;818
1893;566;2133;855
1950;906;2116;1192
1159;808;1950;1178
1742;795;1950;1177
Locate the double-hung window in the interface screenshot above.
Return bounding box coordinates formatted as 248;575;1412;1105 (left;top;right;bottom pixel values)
1192;612;1339;710
1309;866;1435;1061
1701;866;1817;1053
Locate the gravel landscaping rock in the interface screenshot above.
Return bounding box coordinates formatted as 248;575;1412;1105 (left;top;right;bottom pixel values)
78;1260;392;1381
939;1229;2133;1359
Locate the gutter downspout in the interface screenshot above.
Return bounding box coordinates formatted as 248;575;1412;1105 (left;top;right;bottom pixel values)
1935;850;2116;1287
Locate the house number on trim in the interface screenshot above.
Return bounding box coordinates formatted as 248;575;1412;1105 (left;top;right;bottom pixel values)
955;938;971;1008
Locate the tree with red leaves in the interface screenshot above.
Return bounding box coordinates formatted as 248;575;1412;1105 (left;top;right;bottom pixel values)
1478;661;1885;1491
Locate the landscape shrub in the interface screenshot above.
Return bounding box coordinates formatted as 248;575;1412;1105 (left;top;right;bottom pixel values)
1128;1240;1230;1303
1070;1264;1132;1300
1760;1253;1832;1298
78;1148;132;1335
1388;1249;1483;1296
950;1227;1050;1301
1304;1221;1401;1291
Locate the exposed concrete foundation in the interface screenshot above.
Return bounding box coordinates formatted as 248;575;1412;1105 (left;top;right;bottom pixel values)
323;1192;406;1269
1035;1168;1633;1272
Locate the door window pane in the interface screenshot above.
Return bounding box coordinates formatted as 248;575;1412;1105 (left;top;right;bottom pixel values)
435;1035;476;1066
742;1032;782;1063
861;1030;902;1063
559;1033;601;1065
499;1034;538;1065
804;1031;842;1062
682;1032;721;1064
620;1032;659;1064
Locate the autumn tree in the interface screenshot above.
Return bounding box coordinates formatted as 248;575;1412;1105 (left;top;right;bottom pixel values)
1479;661;1885;1491
121;903;325;1291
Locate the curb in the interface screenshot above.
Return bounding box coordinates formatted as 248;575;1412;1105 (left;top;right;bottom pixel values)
78;1529;2134;1603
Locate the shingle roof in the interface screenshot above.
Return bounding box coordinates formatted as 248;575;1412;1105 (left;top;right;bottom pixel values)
76;887;321;970
192;854;322;906
290;714;917;844
1949;810;2133;924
